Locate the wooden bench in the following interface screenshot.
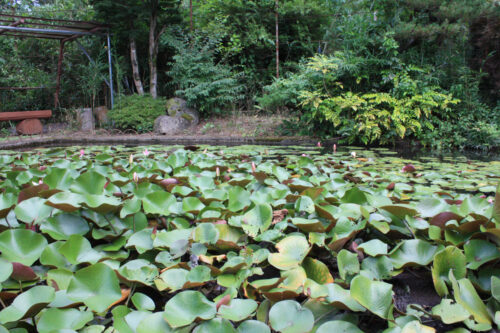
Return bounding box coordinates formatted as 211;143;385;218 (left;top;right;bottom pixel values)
0;110;52;135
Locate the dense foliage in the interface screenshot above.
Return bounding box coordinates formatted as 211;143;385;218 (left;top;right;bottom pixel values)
166;33;244;115
0;0;499;148
259;0;500;149
0;145;498;332
108;95;166;133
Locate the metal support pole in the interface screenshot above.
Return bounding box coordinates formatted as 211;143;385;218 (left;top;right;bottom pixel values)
76;40;110;87
0;25;92;35
54;40;65;108
107;32;114;109
0;18;24;35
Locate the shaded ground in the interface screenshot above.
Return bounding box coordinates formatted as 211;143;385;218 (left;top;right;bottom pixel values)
1;114;292;141
0;114;319;150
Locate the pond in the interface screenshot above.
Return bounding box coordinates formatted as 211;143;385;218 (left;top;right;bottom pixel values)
0;144;498;332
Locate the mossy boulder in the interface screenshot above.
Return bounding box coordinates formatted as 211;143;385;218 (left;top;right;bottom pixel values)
154;115;190;134
166;97;199;126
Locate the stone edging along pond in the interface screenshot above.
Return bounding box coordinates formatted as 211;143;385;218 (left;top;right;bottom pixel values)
0;135;323;150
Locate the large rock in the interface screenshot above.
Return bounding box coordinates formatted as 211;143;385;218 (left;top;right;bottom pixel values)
166;97;187;114
77;108;94;132
166;97;199;126
154;115;190;134
16;119;43;135
93;106;108;126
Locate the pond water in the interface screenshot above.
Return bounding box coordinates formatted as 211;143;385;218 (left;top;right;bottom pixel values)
0;144;498;332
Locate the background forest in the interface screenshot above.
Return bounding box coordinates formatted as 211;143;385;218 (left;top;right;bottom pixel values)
0;0;499;150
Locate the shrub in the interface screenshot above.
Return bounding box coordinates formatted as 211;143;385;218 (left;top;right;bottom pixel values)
256;62;314;112
108;94;166;133
297;60;459;145
166;34;244;116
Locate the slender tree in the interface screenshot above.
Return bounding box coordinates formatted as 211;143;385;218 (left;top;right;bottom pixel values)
92;0;146;95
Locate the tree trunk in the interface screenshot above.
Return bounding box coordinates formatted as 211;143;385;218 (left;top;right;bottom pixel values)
149;7;158;99
190;0;193;32
130;38;144;95
275;0;280;79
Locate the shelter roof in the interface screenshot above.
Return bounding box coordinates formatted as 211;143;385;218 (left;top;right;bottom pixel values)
0;13;108;41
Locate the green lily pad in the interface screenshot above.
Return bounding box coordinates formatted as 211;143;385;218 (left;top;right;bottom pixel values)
450;271;491;325
431;299;471;324
136;312;174;333
324;283;365;312
126;228;154;254
218;299;258;321
0;192;16;219
37;308;93;333
228;186;251;212
302;257;334;284
417;198;449;218
464;239;500;270
337;249;360;280
492;276;500;302
493;182;500;223
0;258;13;283
350;275;393;319
131;293;155;311
295;196;315;214
118;259;158;286
163;290;216;328
59;234;102;265
291;218;325;233
236;320;271;333
241;204;273;236
41;213;89;240
357;239;388;256
193;223;220;244
0;229;48;266
14;197;53;223
183;197;206;214
67;263;122;313
193;318;235;333
431;246;467;296
268;235;310;271
269;300;314;333
142;191;177;216
0;286;55;324
316;321;363;333
389;239;440;269
70;171;107;195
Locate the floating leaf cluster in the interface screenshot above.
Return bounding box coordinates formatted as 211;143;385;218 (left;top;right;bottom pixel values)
0;145;499;332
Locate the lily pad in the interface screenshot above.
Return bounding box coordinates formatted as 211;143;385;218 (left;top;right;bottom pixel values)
0;229;48;266
67;263;122;313
268;235;310;271
357;239;388;256
350;275;393;319
464;240;500;270
316;321;363;333
41;213;89;240
37;308;93;333
431;299;471;324
389;239;440;269
268;300;314;333
163;290;216;328
0;286;55;324
237;320;271;333
431;246;467;296
218;299;258;322
241;204;273;236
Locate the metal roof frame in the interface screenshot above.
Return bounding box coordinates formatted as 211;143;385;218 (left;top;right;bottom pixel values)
0;13;114;109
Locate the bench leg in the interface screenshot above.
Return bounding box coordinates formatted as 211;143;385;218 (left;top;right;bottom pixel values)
16;119;43;135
